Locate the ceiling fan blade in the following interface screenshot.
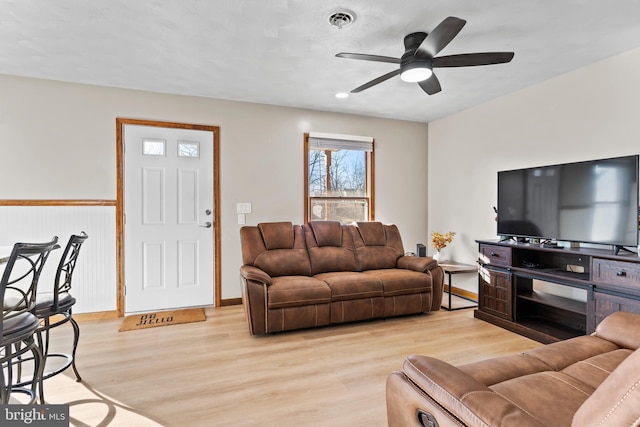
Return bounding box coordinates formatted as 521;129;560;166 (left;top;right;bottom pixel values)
336;53;401;64
418;74;442;95
415;16;466;59
351;69;401;93
433;52;514;67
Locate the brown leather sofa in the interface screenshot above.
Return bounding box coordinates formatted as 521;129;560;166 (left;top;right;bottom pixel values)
240;221;444;335
386;310;640;427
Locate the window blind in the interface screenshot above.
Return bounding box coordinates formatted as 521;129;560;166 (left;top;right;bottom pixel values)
308;132;373;152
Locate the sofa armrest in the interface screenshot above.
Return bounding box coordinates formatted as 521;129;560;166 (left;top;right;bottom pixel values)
396;256;444;310
240;265;272;335
397;355;545;427
396;255;438;272
240;265;272;285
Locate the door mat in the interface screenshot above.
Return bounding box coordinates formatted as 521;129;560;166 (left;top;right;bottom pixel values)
119;308;206;332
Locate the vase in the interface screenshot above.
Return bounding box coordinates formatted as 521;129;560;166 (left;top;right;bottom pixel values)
433;250;441;262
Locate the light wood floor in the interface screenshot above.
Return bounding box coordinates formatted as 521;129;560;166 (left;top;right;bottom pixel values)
38;305;540;427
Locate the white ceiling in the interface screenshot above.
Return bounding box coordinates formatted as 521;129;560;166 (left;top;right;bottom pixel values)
2;1;640;123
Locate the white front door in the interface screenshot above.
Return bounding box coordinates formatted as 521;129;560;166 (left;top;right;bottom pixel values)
124;124;215;314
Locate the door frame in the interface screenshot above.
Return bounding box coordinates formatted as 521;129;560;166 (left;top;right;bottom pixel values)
116;118;221;317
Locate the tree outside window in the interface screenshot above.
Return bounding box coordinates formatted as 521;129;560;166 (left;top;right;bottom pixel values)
305;133;374;223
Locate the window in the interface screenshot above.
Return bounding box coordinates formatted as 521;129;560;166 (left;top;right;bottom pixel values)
304;132;374;223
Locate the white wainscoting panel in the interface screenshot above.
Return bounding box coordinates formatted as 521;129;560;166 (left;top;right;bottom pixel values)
0;205;117;313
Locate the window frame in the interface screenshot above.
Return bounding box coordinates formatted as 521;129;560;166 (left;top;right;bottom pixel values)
304;132;375;223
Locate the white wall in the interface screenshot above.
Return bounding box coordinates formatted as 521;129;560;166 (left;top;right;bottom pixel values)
0;206;116;313
428;46;640;293
0;74;429;305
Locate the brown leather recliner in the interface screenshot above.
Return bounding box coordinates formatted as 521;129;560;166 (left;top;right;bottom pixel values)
240;221;443;335
386;310;640;427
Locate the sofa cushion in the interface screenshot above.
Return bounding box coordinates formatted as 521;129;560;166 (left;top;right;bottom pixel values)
259;222;295;250
267;276;331;309
255;249;311;277
350;223;404;271
356;221;386;246
305;221;357;274
308;220;342;247
244;223;311;277
314;271;383;301
561;348;632;390
363;268;431;296
523;335;620;371
572;347;640;427
490;371;592;427
442;335;633;427
458;353;554;386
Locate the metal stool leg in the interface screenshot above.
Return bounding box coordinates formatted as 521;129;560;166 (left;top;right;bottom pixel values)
70;316;82;382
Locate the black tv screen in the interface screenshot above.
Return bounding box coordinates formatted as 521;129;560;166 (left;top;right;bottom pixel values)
497;155;639;247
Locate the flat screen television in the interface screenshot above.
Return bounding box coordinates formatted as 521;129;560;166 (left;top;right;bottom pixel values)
497;155;639;252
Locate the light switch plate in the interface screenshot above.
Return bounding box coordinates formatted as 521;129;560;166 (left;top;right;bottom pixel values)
236;203;252;214
237;213;246;225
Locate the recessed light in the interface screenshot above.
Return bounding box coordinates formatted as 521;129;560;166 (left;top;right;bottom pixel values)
335;92;349;99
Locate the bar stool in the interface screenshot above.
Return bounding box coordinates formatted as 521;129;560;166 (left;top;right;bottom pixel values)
34;232;88;403
0;237;59;404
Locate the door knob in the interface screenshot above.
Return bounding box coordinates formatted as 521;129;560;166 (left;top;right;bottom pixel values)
200;222;212;228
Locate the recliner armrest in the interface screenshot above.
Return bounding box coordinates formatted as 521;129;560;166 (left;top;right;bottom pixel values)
401;355;545;427
396;255;438;272
594;310;640;350
240;265;272;286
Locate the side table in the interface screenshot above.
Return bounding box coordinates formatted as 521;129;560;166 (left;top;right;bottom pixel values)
438;260;478;311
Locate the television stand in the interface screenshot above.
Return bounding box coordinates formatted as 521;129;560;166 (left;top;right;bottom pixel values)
541;242;561;249
476;239;640;343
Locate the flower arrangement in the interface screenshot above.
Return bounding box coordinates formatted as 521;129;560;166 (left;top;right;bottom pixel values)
431;231;455;251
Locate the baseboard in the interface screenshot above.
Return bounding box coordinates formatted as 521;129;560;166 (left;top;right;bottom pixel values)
75;310;119;322
76;299;241;320
444;285;478;301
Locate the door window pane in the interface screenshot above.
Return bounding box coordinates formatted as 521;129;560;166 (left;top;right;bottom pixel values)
142;139;166;156
178;141;200;158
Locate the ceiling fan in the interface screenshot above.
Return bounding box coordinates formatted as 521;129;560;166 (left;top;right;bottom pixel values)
336;16;514;95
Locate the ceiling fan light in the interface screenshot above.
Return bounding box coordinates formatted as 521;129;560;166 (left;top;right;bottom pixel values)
400;67;433;83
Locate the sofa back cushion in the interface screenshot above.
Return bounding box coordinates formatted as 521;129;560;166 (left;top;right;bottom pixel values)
240;222;311;277
350;222;404;271
259;222;294;250
305;221;356;275
571;346;640;427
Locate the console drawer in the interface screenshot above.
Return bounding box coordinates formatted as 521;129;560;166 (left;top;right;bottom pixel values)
592;258;640;291
479;244;512;267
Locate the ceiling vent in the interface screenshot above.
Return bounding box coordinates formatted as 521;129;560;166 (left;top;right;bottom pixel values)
328;9;356;29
